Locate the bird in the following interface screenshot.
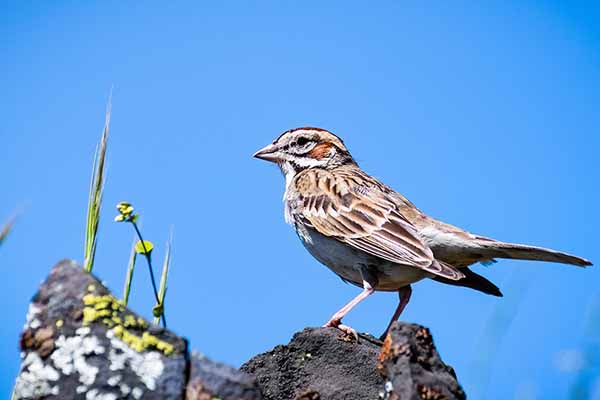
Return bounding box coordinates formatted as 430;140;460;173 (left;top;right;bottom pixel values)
253;127;592;339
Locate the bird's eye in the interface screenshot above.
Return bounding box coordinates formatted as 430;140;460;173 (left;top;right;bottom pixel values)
296;137;309;146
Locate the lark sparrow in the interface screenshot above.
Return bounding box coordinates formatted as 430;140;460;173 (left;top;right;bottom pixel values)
254;127;592;339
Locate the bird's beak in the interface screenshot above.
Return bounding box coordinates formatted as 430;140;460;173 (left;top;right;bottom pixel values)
253;143;280;162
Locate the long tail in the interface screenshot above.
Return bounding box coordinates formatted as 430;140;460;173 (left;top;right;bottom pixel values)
475;237;592;267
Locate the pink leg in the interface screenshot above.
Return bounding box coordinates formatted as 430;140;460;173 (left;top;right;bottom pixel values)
324;282;375;339
380;285;412;340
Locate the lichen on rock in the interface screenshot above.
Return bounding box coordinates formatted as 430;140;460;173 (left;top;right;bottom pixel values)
81;285;175;356
13;260;188;400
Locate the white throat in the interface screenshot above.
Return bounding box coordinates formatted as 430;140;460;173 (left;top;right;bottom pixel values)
279;161;300;225
280;162;297;197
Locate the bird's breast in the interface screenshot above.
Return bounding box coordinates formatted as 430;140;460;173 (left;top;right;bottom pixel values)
295;225;428;291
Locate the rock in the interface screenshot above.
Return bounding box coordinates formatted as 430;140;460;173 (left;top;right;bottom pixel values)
186;352;262;400
14;260;188;399
240;327;386;400
13;260;262;400
378;322;466;400
242;324;465;400
13;260;465;399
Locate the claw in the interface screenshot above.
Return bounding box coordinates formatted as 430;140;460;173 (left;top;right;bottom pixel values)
337;323;359;341
323;319;359;341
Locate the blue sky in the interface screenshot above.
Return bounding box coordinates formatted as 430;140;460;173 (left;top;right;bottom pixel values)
1;1;599;398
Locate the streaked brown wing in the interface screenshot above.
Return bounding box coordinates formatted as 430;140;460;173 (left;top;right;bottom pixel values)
293;167;464;280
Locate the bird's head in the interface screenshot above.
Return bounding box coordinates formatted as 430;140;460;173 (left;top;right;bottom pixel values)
253;127;357;180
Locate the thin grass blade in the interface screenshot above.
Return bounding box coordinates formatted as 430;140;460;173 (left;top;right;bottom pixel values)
0;215;17;248
122;237;138;306
83;94;111;272
153;230;172;326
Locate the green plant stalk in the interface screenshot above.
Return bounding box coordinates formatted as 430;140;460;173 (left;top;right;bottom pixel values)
131;221;166;327
0;215;16;248
83;145;100;272
83;96;111;273
122;239;137;306
154;232;172;325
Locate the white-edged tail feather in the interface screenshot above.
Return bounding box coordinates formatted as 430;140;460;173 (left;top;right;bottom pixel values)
475;238;592;267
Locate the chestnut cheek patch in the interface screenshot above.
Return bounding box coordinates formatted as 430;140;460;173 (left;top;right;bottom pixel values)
309;143;333;160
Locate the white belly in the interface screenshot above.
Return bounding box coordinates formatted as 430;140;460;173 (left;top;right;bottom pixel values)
296;225;429;291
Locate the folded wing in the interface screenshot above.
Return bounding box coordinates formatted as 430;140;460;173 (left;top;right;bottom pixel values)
293;168;464;280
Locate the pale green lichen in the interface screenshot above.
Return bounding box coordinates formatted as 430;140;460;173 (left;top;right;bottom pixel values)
83;307;112;323
51;333;104;385
24;303;42;330
112;326;174;355
106;329;164;392
13;352;60;398
132;387;144;399
81;288;173;356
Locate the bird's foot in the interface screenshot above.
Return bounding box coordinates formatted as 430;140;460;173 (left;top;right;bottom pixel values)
323;318;358;341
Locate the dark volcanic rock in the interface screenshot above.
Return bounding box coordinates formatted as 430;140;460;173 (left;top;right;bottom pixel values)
187;352;262;400
241;327;386;400
242;324;465;400
378;322;466;400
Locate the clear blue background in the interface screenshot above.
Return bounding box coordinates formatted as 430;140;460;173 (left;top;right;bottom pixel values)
1;2;599;399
